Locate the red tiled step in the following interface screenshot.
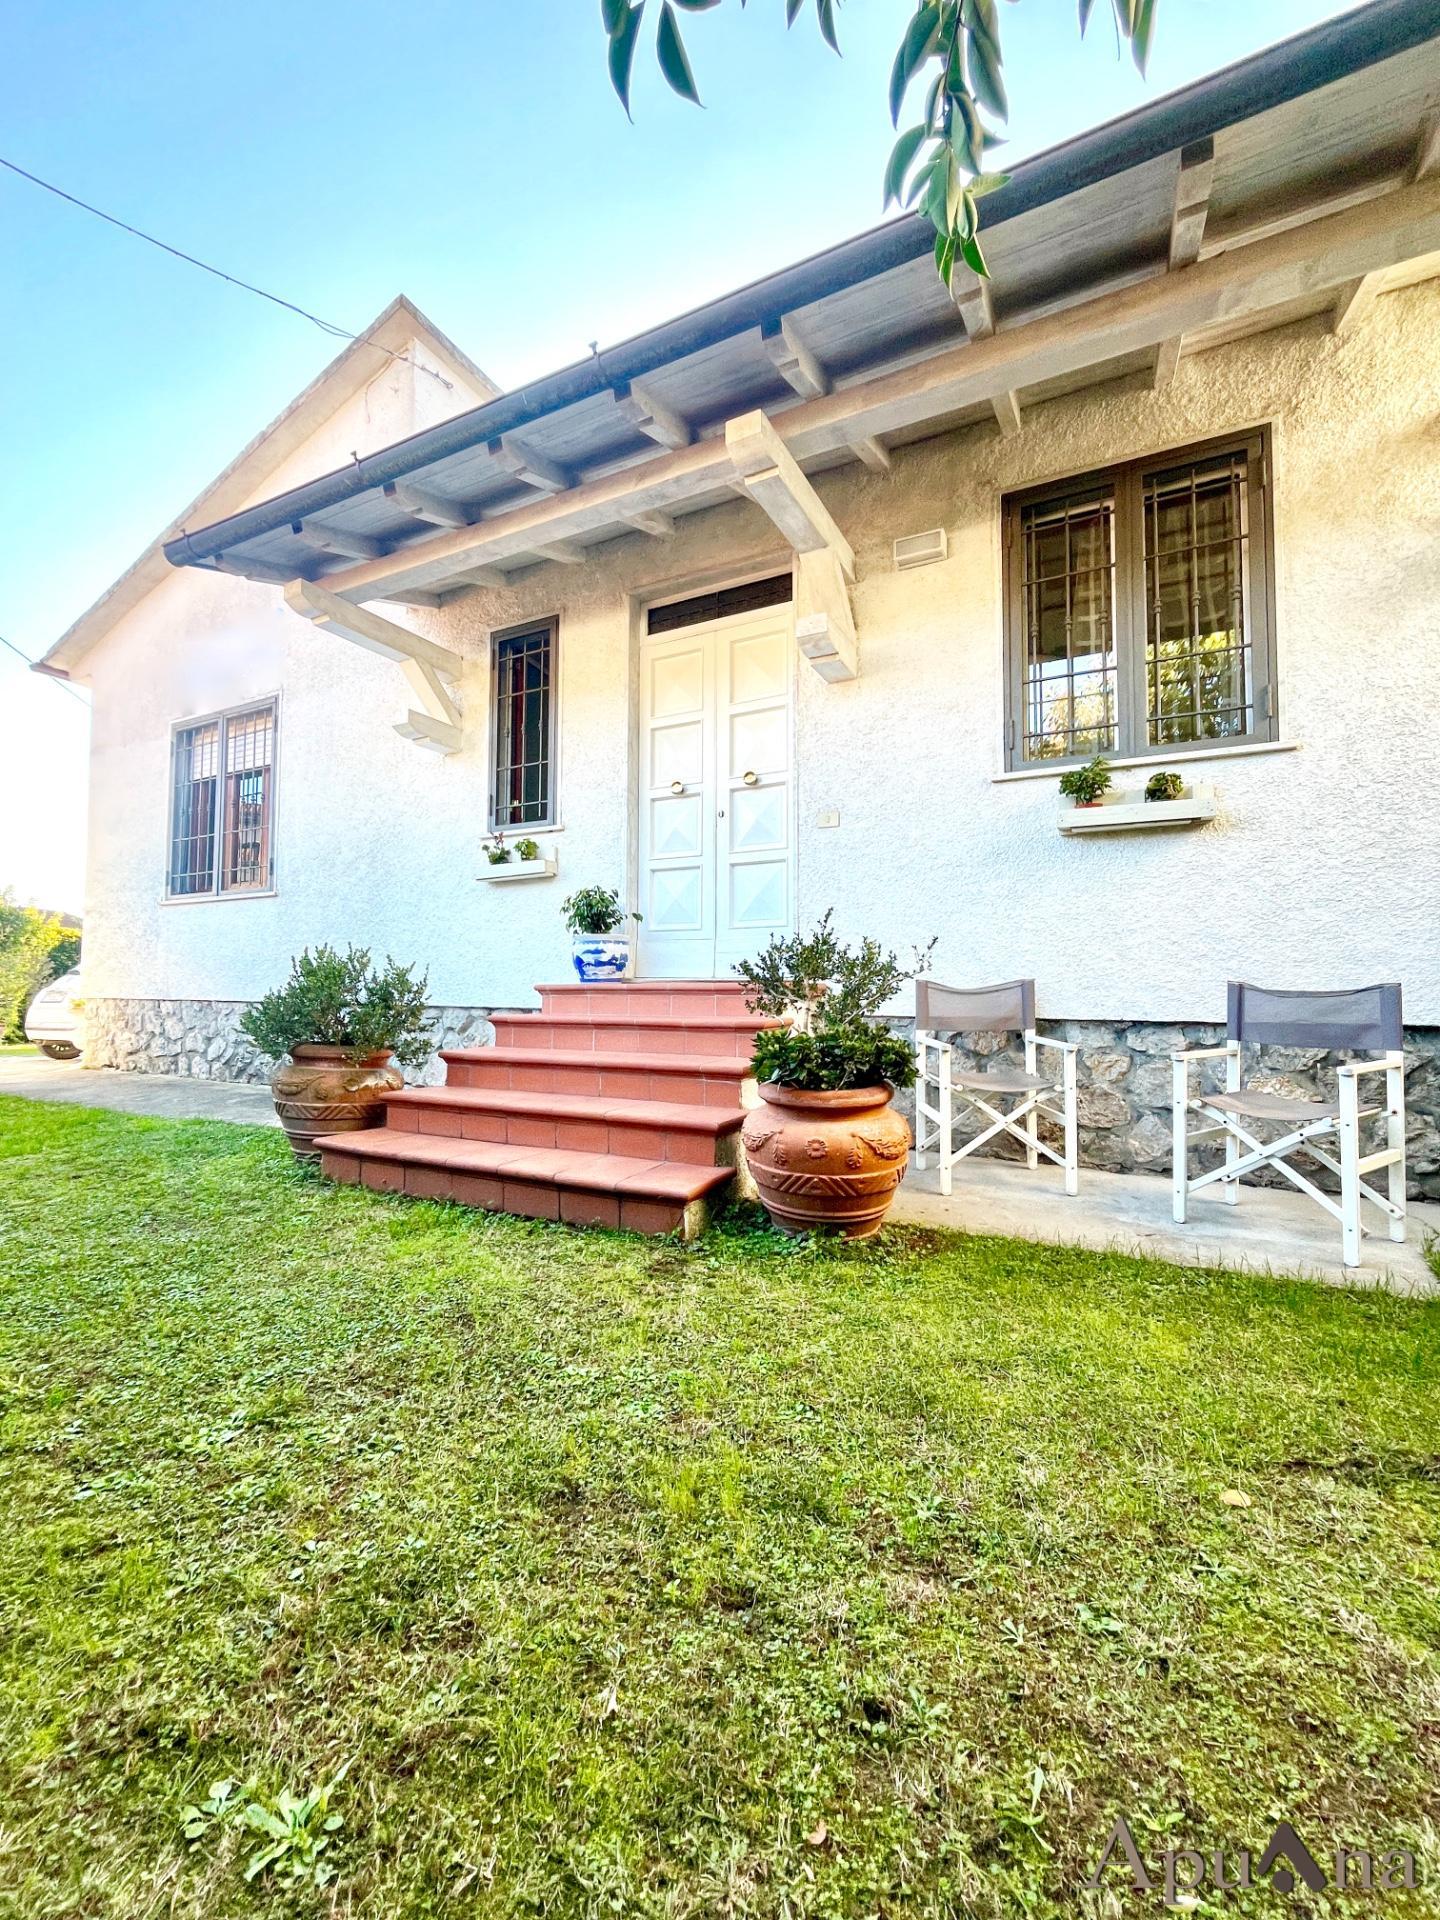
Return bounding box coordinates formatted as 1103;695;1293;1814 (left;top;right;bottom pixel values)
490;1011;780;1059
537;981;758;1019
315;1128;734;1237
441;1046;752;1108
386;1086;744;1167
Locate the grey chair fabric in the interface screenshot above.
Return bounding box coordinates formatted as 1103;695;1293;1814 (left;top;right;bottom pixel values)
952;1066;1049;1095
1208;1088;1343;1121
1227;981;1403;1053
916;977;1036;1035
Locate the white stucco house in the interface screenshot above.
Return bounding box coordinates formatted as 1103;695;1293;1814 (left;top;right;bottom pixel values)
37;0;1440;1197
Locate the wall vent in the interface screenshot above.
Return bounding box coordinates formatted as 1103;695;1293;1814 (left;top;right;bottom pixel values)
893;528;947;571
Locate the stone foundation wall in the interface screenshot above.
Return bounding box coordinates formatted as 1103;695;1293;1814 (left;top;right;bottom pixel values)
82;999;499;1089
888;1018;1440;1201
81;1001;1440;1199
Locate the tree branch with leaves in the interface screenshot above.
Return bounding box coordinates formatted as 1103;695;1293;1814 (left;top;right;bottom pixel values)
601;0;1158;284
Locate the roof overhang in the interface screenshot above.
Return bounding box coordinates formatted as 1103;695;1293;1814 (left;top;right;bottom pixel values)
163;0;1440;607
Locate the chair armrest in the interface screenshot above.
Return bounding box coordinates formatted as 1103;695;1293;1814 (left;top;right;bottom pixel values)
916;1033;951;1054
1171;1043;1240;1063
1030;1034;1076;1057
1337;1051;1405;1080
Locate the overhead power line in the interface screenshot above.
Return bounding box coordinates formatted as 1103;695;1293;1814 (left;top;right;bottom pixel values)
0;632;90;708
0;153;453;390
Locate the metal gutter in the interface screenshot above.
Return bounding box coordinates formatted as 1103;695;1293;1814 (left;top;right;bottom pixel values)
165;0;1438;570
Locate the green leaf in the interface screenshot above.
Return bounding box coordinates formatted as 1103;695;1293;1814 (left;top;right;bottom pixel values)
656;1;702;102
607;2;645;117
934;230;957;286
601;0;629;30
1130;0;1157;73
958;228;988;278
969;168;1010;197
965;23;1008;120
785;0;804;21
888;3;941;127
883;124;928;207
949;91;984;175
1078;0;1096;30
671;0;721;9
815;0;841;54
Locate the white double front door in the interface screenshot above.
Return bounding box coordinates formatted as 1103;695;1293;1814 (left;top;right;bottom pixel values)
637;604;795;980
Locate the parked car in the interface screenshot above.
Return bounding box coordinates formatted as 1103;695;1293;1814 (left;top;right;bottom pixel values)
24;970;83;1060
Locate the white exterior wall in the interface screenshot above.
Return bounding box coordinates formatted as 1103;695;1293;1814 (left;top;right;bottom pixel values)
81;285;1440;1025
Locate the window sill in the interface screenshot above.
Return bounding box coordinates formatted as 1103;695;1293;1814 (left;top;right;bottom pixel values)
1058;783;1216;835
478;855;558;885
993;739;1298;784
160;889;278;905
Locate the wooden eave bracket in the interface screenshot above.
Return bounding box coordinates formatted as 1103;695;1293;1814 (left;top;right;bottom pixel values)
284;578;465;754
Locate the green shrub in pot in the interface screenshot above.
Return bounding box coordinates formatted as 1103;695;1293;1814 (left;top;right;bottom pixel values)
1057;755;1113;806
1144;769;1185;802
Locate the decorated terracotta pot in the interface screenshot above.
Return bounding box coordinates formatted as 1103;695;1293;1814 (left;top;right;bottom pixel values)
741;1082;911;1238
270;1044;403;1159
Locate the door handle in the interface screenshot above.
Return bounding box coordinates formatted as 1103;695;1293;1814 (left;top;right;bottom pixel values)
742;770;758;786
670;780;686;794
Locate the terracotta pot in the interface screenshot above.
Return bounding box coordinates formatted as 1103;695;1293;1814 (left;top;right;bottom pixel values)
270;1044;403;1160
741;1082;911;1239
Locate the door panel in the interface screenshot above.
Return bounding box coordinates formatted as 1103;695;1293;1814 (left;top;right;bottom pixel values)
638;607;794;980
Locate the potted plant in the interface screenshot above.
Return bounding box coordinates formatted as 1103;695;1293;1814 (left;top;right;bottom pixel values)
1058;754;1113;808
485;831;511;866
735;913;936;1239
515;837;541;862
562;887;640;982
240;945;434;1158
1145;769;1185;802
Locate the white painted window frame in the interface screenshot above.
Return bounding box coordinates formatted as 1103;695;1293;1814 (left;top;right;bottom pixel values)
1171;1043;1408;1269
914;1028;1079;1198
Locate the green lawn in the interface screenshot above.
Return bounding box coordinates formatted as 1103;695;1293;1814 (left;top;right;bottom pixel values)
0;1042;37;1055
2;1095;1439;1918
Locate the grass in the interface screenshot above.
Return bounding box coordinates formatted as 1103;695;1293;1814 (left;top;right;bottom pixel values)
2;1095;1439;1918
0;1042;38;1056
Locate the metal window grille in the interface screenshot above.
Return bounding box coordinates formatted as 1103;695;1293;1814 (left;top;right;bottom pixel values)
167;702;275;896
1144;450;1251;746
1018;488;1118;761
646;572;793;635
1003;431;1273;768
491;622;555;828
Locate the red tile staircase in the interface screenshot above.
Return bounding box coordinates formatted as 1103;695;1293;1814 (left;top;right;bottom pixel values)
313;981;783;1238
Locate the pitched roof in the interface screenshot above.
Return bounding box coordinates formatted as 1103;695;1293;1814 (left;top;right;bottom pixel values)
39;296;497;677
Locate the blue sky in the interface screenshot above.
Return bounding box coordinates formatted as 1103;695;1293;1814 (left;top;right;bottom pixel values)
0;0;1355;914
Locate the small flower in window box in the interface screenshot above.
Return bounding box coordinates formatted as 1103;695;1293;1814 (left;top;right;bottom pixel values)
485;832;512;866
1144;770;1186;802
514;838;541;862
1058;755;1113;808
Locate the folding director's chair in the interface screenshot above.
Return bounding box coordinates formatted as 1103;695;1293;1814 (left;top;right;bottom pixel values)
914;977;1079;1197
1172;981;1407;1269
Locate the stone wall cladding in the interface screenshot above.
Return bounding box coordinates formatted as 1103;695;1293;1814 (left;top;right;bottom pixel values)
890;1019;1440;1201
83;999;499;1090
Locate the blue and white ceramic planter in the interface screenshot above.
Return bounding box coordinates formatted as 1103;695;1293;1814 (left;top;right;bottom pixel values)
571;933;630;983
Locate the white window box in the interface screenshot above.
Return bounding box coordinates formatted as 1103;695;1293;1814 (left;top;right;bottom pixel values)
478;853;558;883
1058;782;1216;835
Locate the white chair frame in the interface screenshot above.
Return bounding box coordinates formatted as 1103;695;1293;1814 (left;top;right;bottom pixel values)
914;980;1079;1199
1171;982;1407;1269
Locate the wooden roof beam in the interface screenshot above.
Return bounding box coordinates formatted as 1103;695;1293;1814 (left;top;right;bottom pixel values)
761;316;830;399
283;579;461;678
726;409;855;583
487;434;571;494
305;177;1440;602
1414;112;1440;182
528;539;586;565
292;519;386;562
949;267;995;341
614;381;692;450
1331;272;1385;335
1169;139;1215;270
1152;334;1184;390
846;434;891;472
990;390;1023;438
622;510;675;537
383;479;476;529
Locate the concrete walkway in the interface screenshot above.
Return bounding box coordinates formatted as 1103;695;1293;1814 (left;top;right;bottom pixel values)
893;1156;1439;1296
3;1057;1434;1294
0;1055;279;1127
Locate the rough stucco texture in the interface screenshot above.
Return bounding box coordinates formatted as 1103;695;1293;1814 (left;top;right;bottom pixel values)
78;286;1440;1046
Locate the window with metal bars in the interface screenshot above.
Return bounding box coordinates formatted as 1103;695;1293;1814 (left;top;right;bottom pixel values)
1002;431;1275;768
490;619;556;829
167;701;276;897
